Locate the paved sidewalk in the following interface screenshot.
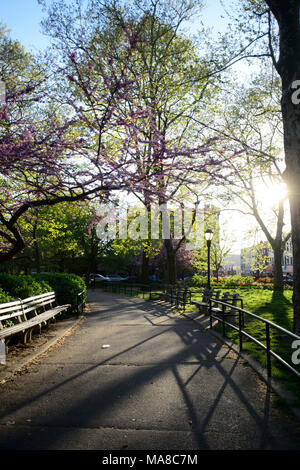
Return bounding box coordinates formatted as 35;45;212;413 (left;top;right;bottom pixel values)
0;289;300;450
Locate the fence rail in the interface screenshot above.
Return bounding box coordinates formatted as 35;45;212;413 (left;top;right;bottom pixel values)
208;298;300;379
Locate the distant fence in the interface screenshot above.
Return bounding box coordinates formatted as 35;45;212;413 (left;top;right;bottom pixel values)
101;282;192;309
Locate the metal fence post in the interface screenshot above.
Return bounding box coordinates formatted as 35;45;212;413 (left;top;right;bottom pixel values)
239;310;243;352
266;323;272;377
209;298;213;329
222;303;226;337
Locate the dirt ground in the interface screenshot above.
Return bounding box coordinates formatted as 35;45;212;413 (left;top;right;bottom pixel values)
0;315;85;384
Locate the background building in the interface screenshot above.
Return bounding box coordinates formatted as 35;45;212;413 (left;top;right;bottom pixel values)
241;240;293;276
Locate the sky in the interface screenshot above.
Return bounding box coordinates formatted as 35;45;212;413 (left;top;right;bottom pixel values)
0;0;49;52
0;0;284;255
0;0;229;51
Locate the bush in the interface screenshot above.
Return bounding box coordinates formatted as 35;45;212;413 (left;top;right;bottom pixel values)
257;276;273;284
0;274;51;300
190;274;208;287
217;275;254;287
32;273;86;311
190;274;255;289
0;287;12;303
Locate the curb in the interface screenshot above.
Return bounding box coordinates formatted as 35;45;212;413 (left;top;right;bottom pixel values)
180;310;300;420
0;312;87;385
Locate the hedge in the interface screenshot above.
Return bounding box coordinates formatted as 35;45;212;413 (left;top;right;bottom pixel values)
190;274;265;289
32;273;86;311
0;287;12;303
0;274;52;300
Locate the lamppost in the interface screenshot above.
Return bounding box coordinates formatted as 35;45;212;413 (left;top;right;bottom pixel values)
205;229;213;288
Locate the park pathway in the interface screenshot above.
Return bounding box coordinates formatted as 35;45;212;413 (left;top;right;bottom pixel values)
0;290;300;450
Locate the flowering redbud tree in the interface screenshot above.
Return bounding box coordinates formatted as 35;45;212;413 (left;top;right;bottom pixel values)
0;10;237;265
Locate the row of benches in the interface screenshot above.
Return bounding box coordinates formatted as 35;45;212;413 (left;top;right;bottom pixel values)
0;291;82;354
159;285;191;309
191;287;243;319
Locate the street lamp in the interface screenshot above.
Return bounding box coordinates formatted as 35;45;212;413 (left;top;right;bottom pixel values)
205;229;213;288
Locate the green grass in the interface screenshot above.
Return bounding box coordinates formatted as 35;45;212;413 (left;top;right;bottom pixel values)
188;287;300;405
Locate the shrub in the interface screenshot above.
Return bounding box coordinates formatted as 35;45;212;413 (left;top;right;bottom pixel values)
217;275;254;287
0;287;12;303
33;273;86;311
190;274;255;288
190;274;208;287
257;276;273;284
0;274;51;299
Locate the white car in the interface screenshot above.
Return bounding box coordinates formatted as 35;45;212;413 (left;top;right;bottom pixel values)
90;274;110;282
106;274;128;282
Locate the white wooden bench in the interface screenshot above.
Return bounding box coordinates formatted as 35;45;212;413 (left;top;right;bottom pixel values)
0;291;71;351
191;287;216;314
210;292;244;325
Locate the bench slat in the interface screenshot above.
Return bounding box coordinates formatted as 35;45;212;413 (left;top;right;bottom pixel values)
0;299;22;309
22;298;56;315
0;303;22;315
21;292;55;303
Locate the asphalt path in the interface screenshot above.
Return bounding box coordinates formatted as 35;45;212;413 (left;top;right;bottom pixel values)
0;290;300;451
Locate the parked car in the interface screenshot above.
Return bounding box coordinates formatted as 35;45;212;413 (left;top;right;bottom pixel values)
93;274;110;282
106;274;128;282
283;274;293;286
83;273;110;282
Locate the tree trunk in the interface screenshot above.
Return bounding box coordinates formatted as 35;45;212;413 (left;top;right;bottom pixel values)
281;91;300;332
141;248;150;284
265;0;300;332
164;238;177;284
33;239;41;273
32;224;41;273
272;243;284;291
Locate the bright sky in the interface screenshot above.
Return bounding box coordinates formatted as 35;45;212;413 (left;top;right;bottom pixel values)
0;0;49;52
0;0;229;51
0;0;284;255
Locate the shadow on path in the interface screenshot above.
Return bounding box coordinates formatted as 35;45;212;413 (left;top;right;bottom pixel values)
0;291;299;450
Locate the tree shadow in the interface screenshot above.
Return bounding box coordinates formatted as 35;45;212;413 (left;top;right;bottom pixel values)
0;292;297;450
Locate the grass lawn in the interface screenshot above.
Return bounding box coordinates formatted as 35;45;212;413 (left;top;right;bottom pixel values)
186;287;300;404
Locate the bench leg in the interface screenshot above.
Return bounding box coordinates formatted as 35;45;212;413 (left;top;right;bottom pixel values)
23;327;33;345
201;305;209;315
0;339;9;358
4;337;11;354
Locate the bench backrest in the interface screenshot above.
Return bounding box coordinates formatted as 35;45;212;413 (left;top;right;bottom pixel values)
21;292;56;317
0;300;23;329
0;292;56;328
202;287;214;302
221;292;240;313
228;293;240;313
211;290;221;307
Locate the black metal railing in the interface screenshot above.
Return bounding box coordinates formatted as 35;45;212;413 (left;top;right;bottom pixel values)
102;282;153;298
100;281;192;309
98;281;300;380
208;298;300;379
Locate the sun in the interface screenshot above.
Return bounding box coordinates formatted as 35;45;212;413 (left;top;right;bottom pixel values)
256;181;288;208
